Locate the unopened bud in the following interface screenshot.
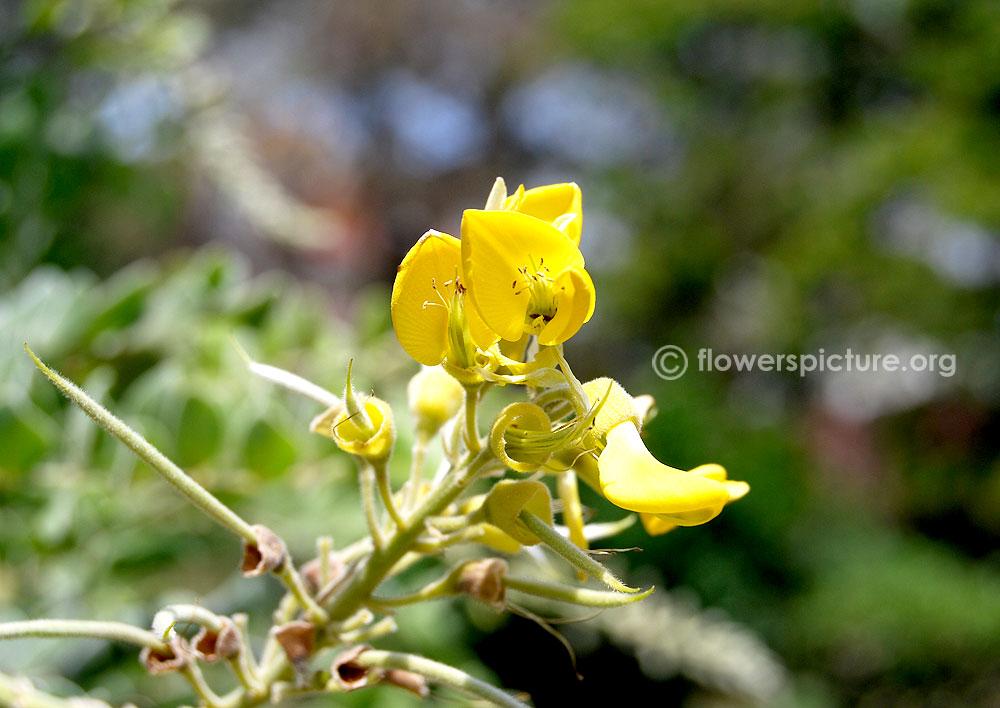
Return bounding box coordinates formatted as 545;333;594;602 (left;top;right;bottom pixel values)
332;396;396;462
474;480;553;546
408;366;464;435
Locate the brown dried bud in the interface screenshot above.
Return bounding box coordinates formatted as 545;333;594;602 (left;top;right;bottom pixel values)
331;645;379;692
192;618;241;662
140;637;190;675
384;669;429;698
241;525;286;577
300;552;346;595
273;620;316;664
456;558;508;610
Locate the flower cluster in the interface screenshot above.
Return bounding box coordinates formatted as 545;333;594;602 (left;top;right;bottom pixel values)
16;178;748;708
391;178;748;542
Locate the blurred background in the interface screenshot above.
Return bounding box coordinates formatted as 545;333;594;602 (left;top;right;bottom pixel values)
2;1;1000;706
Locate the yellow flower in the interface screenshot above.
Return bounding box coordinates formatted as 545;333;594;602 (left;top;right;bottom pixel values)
505;182;583;245
390;230;497;367
598;422;748;534
460;209;595;345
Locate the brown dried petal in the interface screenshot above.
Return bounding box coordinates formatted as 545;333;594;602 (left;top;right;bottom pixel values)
384;669;429;698
215;619;242;660
241;525;287;577
191;627;220;663
301;552;346;595
331;645;380;692
457;558;508;610
192;618;240;662
140;638;190;675
273;620;316;664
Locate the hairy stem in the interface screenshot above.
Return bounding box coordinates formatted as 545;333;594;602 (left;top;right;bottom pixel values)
26;345;257;544
0;619;167;652
355;650;530;708
517;510;639;594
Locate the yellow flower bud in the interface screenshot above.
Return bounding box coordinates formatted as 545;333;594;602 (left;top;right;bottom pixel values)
474;480;553;546
407;366;463;435
332;397;396;462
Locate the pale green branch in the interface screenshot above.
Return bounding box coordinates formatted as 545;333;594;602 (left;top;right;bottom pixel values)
354;650;531;708
25;345;257;544
0;619;167;652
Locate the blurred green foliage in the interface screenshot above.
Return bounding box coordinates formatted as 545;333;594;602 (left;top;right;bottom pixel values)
552;0;1000;705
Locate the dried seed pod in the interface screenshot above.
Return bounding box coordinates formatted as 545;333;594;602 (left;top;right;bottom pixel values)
140;637;190;675
331;645;379;692
192;618;241;662
457;558;508;610
300;552;346;595
273;620;316;664
241;525;286;577
214;619;242;660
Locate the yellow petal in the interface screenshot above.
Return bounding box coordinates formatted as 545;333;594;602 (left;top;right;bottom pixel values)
514;182;583;245
391;231;460;366
537;267;595;345
461;209;584;341
688;464;750;502
480;479;553;546
640;513;678;536
598;422;729;516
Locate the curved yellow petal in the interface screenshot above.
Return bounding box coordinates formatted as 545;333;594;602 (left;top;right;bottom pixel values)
537;267;595;346
598;423;729;516
391;230;461;365
640;513;678;536
461;209;584;341
512;182;583;245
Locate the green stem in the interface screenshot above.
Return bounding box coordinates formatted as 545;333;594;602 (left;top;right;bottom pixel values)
317;536;333;588
228;613;265;698
160;604;225;633
504;575;653;607
369;567;457;608
276;562;329;624
354;650;530;708
182;662;229;708
358;461;385;550
517;510;639;594
373;458;406;531
324;449;497;620
406;430;429;510
25;345;258;544
462;384;482;454
0;619;167;652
